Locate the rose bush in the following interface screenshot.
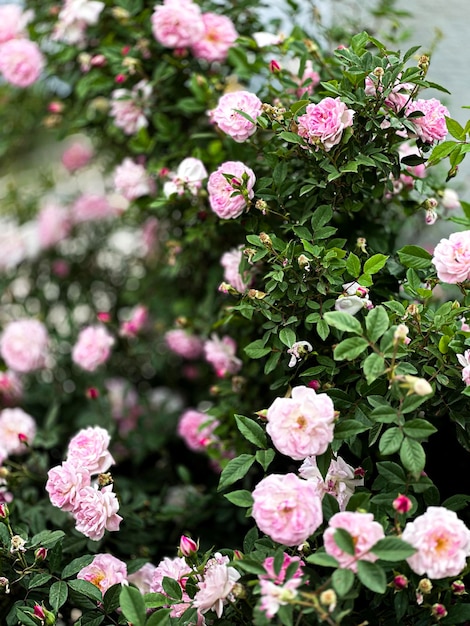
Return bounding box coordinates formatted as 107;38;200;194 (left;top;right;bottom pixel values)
2;1;470;625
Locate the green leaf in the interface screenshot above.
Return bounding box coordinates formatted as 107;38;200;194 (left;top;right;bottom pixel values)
370;537;416;561
67;579;103;603
244;339;271;359
333;337;369;361
145;609;172;626
234;415;267;448
365;306;389;343
120;585;146;626
332;568;355;596
379;427;404;455
143;593;171;609
306;552;339;568
30;530;65;548
446;117;466;140
311;205;333;230
255;448;275;471
161;576;182;601
400;437;426;477
362;353;385;385
363;254;388;275
428;140;458;165
442;494;470;512
27;573;52;589
397;245;432;270
334;420;369;439
316;319;330;341
403;419;437;439
103;584;122;614
376;461;407;485
50;580;68;611
62;555;95;579
356;561;386;593
323;311;362;334
224;489;254;507
441;604;470;624
279;131;305;145
346;253;361;278
15;610;38;626
279;327;296;347
334;528;355;555
218;454;255;490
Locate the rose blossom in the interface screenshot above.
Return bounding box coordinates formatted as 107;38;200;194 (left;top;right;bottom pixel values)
0;370;23;405
0;408;36;456
364;73;412;112
260;553;304;585
119;304;149;338
191;13;238;63
78;553;127;594
457;350;470;386
209;91;262;142
402;506;470;579
266;385;336;461
220;247;251;292
204;333;242;377
128;563;156;594
297;97;354;151
150;556;193;618
53;0;105;45
259;578;301;619
207;161;256;219
151;0;204;48
177;409;219;452
432;230;470;283
296;60;320;98
72;325;115;371
442;188;461;210
165;329;204;359
110;80;152;135
0;319;49;373
299;455;364;510
323;511;385;572
61;137;94;172
163;157;208;197
72;194;117;223
105;378;141;435
113;158;155;201
74;484;122;541
67;426;115;474
399;142;427;188
193;554;240;618
252;473;323;546
406;98;449;144
0;39;44;87
0;5;32;43
46;461;91;512
37;203;71;249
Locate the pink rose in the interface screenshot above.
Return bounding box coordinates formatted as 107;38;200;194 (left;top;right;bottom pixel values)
78;553;127;594
53;0;104;45
191;13;238;63
266;385;336;461
403;506;470;579
46;460;91;512
150;556;193;618
72;325;115;371
72;194;117;223
110;80;152;135
296;60;320;98
193;553;240;618
432;230;470;284
105;378;141;435
0;319;49;373
252;473;323;546
113;158;155;201
323;511;385;572
297;97;354;151
128;563;156;594
398;142;426;188
61;137;94;172
177;409;219;452
74;484;122;541
0;39;44;87
38;203;71;249
204;333;242;377
67;426;115;474
165;329;203;359
259;578;301;619
0;5;31;43
119;304;149;338
406;98;449;144
209;90;262;142
299;455;363;511
0;370;23;405
365;74;412;112
260;553;304;585
207;161;256;219
151;0;204;48
0;408;36;456
457;350;470;386
163;157;208;197
220;247;251;292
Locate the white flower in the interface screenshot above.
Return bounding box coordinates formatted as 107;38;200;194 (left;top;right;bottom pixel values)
287;341;313;367
335;295;364;316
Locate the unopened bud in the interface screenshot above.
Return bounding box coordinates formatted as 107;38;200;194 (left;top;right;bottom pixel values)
259;232;272;248
0;503;9;519
373;66;384;78
418;578;433;594
86;387;99;399
451;580;466;595
356;237;367;253
393;574;408;590
393;494;412;514
35;547;48;561
307;379;320;390
394;324;410;344
179;535;199;557
34;605;46;621
269;59;281;72
319;589;337;612
425;208;437;225
431;603;447;620
354;467;365;478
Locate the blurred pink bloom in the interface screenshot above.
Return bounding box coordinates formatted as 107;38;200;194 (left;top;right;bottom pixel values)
37;203;71;249
296;60;320;98
163;157;208;197
113;158;155;201
141;216;159;256
193;553;240;618
0;5;32;43
72;326;115;371
299;455;363;510
72;194;118;223
207;161;256;219
150;556;193;618
209;90;262;142
46;460;91;512
151;0;204;49
266;385;335;461
0;39;44;87
442;188;461;210
0;319;49;373
259;578;301;619
0;370;23;405
177;409;219;452
105;378;141;435
78;553;127;594
204;333;242;377
110;80;152;135
74;484;122;541
406;98;449;144
457;350;470;386
119;304;149;337
165;329;204;359
324;511;385;572
297;97;354;151
191;13;238;63
53;0;104;46
432;230;470;283
220;247;251;292
403;506;470;579
128;563;156;594
52;259;70;277
399;142;426;188
61;137;94;172
260;553;304;585
67;425;115;474
0;408;36;456
252;473;323;546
